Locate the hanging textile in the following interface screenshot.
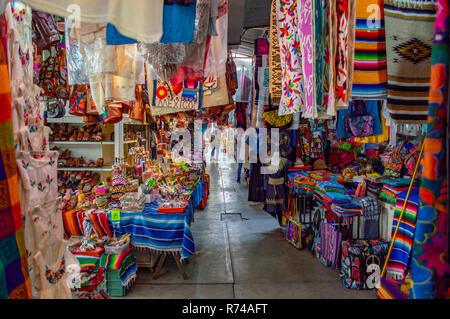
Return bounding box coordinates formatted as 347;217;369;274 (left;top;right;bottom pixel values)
269;0;283;102
204;2;228;79
0;41;32;299
351;0;388;100
409;0;449;299
20;0;164;43
152;79;203;109
330;0;356;111
297;0;314;117
385;188;420;281
159;0;196;44
314;0;331;119
384;0;436;123
276;0;303;115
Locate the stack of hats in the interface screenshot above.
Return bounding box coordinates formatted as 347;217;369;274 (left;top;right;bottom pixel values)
111;169;127;200
95;182;110;209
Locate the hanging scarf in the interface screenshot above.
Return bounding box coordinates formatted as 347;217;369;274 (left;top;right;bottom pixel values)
0;41;32;299
331;0;356;111
269;0;283;102
384;0;437;123
409;0;449;299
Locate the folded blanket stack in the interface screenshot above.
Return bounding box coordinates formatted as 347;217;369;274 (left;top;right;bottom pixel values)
379;178;420;204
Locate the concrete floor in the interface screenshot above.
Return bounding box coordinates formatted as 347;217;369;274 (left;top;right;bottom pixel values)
123;156;378;299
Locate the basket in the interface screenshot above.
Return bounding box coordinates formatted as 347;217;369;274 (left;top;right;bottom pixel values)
104;241;130;255
158;202;188;214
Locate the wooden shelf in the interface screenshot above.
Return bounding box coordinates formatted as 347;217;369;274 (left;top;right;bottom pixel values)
47;116;84;124
50;141;115;145
57;166;113;172
123;139;147;145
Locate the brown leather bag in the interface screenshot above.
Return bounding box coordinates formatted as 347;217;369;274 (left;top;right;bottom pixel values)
83;114;99;123
103;103;123;124
129;87;144;122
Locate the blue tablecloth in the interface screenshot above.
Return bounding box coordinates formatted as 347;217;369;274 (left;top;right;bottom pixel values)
108;181;203;260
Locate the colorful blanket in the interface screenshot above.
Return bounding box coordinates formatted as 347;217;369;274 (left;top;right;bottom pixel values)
63;209;112;239
0;41;32;299
351;0;388;99
377;277;411;299
409;0;450;299
100;248;137;287
385;188;420;280
384;0;437;123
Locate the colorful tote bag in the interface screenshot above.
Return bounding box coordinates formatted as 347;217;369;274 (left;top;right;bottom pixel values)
340;239;388;289
344;100;375;137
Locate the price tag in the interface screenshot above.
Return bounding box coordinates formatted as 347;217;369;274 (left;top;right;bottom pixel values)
111;210;121;221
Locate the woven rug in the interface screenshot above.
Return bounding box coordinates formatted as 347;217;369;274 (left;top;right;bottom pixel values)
409;0;449;299
351;0;388;99
385;188;420;280
269;0;283;103
384;0;437;123
0;41;32;299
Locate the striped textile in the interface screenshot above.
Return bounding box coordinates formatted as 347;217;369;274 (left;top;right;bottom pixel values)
100;248;137;287
88;211;113;238
63;209;113;238
0;41;32;299
385;188;420;280
377;277;410;299
409;0;450;299
62;210;85;237
109;181;203;260
384;0;437;123
351;0;388;99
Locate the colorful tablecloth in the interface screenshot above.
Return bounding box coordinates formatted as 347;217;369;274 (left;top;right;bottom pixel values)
108;181;203;260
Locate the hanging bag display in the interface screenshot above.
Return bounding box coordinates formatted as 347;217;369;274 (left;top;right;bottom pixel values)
129;86;145;123
340;239;388;290
343;101;375;137
31;11;61;50
102;102;123;124
384;141;406;178
262;96;293;130
69;84;89;116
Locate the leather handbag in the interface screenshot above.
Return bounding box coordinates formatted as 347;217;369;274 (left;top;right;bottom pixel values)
129;86;144;122
102;103;123;124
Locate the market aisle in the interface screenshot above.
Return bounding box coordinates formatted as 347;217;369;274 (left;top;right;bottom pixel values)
124;154;377;299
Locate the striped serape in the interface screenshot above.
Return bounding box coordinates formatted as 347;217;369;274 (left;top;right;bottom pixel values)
352;0;388;99
100;247;137;287
385;188;420;280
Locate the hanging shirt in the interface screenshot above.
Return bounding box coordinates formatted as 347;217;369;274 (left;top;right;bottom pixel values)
159;1;197;44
